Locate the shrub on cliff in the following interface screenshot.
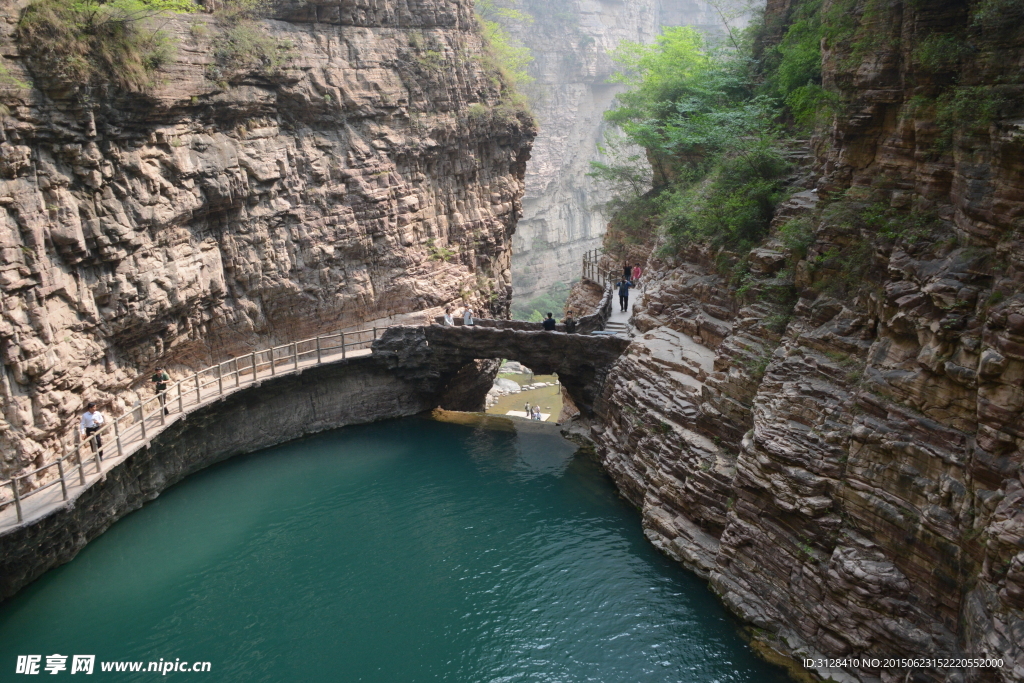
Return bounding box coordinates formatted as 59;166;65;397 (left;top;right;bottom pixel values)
207;0;292;83
474;0;534;107
594;26;792;254
16;0;197;91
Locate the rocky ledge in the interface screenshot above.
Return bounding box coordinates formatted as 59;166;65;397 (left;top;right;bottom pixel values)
0;0;534;491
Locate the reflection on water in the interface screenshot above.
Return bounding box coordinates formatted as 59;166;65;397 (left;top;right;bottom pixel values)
0;414;789;683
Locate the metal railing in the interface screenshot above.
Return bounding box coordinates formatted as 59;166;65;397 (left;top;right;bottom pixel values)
0;326;384;523
582;249;614;287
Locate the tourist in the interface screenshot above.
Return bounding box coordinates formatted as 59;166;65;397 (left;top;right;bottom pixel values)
532;405;542;420
632;263;642;283
80;402;105;456
443;307;454;326
542;312;556;331
463;307;474;326
563;312;576;334
524;402;531;415
151;366;170;415
616;278;633;312
623;262;631;281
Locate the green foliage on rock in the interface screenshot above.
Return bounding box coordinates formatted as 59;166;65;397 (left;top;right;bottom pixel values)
596;25;797;254
511;281;571;322
16;0;197;91
761;0;838;129
208;0;292;83
474;0;534;91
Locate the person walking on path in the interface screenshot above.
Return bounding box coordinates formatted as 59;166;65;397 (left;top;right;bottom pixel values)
463;307;474;326
616;278;633;312
623;262;631;282
151;367;170;415
532;405;542;420
443;307;454;326
563;312;576;334
632;263;642;284
542;312;556;331
80;402;105;457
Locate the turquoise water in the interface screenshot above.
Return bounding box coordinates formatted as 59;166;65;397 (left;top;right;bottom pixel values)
0;416;788;682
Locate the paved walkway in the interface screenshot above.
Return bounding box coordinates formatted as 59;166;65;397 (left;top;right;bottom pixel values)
0;345;372;534
604;282;640;337
1;285;627;535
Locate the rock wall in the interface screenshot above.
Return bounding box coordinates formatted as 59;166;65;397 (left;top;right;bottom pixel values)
0;355;433;603
509;0;720;302
0;0;534;486
581;1;1024;680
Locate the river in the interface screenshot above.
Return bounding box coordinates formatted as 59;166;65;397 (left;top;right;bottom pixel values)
0;415;788;682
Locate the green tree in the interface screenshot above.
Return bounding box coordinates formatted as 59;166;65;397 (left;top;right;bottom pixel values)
597;25;792;252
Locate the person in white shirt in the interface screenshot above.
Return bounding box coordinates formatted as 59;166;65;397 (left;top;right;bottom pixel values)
463;307;474;326
80;402;105;455
443;307;454;326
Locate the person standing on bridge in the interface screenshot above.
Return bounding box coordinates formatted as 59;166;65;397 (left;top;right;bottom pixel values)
443;307;454;326
632;263;642;284
563;312;576;334
463;307;474;326
80;402;105;457
616;278;633;313
542;312;556;331
151;367;170;416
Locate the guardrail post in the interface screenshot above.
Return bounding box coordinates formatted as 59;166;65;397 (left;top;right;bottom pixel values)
12;477;22;522
57;458;68;501
114;418;123;457
218;364;224;395
195;373;201;403
316;336;322;363
373;327;378;341
62;437;84;486
234;359;240;388
178;382;184;414
270;348;276;376
292;342;298;368
139;407;147;442
74;444;86;484
341;332;346;359
250;352;256;381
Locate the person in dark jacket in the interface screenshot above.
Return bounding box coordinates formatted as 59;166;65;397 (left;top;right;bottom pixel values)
151;366;170;415
623;263;631;281
542;312;557;330
563;312;576;334
616;279;632;312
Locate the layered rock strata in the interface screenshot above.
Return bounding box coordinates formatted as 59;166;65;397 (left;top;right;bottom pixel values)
578;1;1024;680
0;0;534;488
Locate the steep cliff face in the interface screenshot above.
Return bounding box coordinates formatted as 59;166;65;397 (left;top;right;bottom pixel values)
0;0;534;484
585;0;1024;680
509;0;720;302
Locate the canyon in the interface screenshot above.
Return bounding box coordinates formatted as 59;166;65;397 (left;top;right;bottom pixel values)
0;0;1022;681
575;0;1024;680
0;0;534;490
508;0;721;304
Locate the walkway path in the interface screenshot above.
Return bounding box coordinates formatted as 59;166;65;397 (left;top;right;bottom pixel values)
1;298;625;535
603;282;640;337
0;334;375;534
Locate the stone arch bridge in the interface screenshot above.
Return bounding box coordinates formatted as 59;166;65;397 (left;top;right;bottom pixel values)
373;325;630;417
